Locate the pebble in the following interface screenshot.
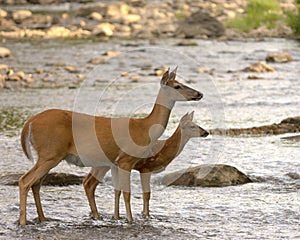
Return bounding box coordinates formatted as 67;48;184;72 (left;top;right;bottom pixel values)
130;75;141;82
0;47;11;58
65;66;78;73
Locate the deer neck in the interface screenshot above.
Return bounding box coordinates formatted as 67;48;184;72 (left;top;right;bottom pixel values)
159;126;190;167
144;88;174;136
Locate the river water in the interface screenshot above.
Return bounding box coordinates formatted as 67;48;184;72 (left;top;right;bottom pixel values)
0;38;299;239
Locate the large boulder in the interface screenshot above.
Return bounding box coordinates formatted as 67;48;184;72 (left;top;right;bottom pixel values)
162;164;252;187
0;172;84;186
175;10;225;39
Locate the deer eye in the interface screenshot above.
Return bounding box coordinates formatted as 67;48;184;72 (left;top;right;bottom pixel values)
174;85;181;89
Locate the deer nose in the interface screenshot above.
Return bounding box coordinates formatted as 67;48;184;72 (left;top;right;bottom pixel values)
196;92;203;98
192;92;203;100
202;131;209;137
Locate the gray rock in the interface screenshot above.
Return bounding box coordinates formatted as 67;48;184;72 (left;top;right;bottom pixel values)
0;172;84;186
162;164;252;187
175;10;225;39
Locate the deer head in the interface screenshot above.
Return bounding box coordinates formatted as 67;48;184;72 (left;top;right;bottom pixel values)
160;67;203;102
180;111;209;138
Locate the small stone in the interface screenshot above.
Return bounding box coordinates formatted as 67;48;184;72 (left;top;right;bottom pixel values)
7;74;20;81
0;64;9;71
46;26;71;38
88;57;107;64
107;2;129;18
0;9;8;18
122;14;141;24
89;12;103;21
243;62;275;73
0;47;11;58
92;23;115;37
247;75;264;80
266;52;293;63
76;74;85;79
65;66;78;73
16;71;25;80
102;51;120;57
35;68;44;74
12;10;32;22
196;68;210;73
25;74;35;83
130;75;141;82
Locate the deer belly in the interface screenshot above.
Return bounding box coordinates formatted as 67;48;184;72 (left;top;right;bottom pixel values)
64;153;112;167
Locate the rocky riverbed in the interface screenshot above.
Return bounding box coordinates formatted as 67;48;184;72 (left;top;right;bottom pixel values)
0;0;297;41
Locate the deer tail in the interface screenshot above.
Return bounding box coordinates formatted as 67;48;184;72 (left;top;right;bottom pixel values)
20;121;34;162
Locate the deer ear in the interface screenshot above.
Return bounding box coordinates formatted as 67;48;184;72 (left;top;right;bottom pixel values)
188;111;194;120
160;68;170;85
180;112;189;127
169;66;178;81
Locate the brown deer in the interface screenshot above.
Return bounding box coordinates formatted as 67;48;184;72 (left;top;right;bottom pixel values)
84;112;208;219
19;67;203;225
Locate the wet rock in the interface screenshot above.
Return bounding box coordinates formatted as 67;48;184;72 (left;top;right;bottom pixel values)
0;47;12;58
92;23;115;36
0;64;9;71
65;65;78;73
121;14;141;24
88;12;103;21
243;61;275;72
247;74;264;80
266;52;293;63
0;172;84;186
176;10;225;38
12;10;32;23
0;9;7;18
210;116;300;136
162;164;252;187
107;2;129;18
21;14;53;29
286;172;300;180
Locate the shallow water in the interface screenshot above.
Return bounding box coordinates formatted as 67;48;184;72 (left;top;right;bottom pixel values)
0;38;299;239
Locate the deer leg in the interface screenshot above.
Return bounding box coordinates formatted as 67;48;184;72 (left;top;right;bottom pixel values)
118;167;132;222
31;175;47;222
83;166;110;220
113;189;121;220
142;192;151;218
110;165;122;220
19;158;60;225
140;172;152;217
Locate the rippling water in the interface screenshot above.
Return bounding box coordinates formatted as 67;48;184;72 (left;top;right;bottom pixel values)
0;38;299;239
